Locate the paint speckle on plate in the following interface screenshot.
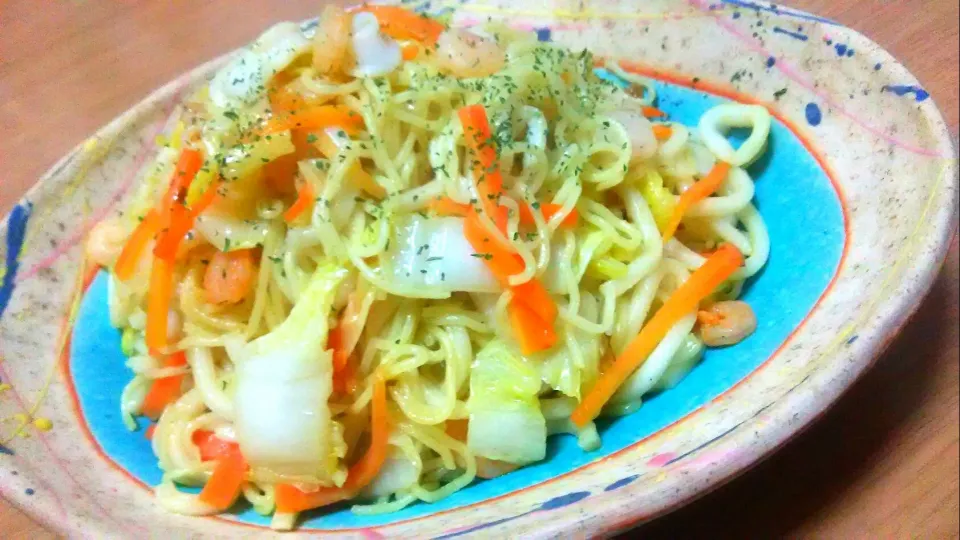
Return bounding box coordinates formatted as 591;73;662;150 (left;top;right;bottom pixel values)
882;85;930;102
805;102;823;126
539;491;591;511
536;28;552;42
604;475;640;492
25;488;35;496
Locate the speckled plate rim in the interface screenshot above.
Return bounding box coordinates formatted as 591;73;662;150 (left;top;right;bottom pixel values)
1;1;957;538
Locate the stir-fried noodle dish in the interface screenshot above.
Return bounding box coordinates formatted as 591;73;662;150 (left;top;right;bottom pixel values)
86;4;770;529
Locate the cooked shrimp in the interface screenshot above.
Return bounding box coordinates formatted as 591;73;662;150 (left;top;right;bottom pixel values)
312;4;352;76
433;29;505;78
697;300;757;347
86;217;127;268
608;109;657;162
203;249;257;304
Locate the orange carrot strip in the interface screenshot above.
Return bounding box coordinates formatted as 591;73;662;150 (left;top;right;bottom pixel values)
198;446;248;510
275;484;350;515
260;105;362;137
274;378;390;513
517;203;579;229
153;203;194;261
430;197;472;217
652;124;673;141
359;5;446;45
341;377;389;490
114;209;163;281
401;43;420;61
145;257;175;354
140;352;188;419
192;429;241;462
508;300;557;355
284;182;316;223
512;278;557;325
445;419;468;442
661;162;732;242
642;106;668;118
161;148;203;212
571;244;743;427
463;212;525;281
190;182;221;216
458;105;504;220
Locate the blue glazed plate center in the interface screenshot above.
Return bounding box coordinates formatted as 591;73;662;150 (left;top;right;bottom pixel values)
70;79;845;529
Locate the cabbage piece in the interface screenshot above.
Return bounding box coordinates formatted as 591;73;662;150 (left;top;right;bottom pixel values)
351;13;402;77
653;333;704;391
194;213;271;252
467;340;546;464
208;22;310;110
232;265;347;481
361;449;419;499
219;131;296;182
638;169;675;232
385;216;500;294
608;313;697;407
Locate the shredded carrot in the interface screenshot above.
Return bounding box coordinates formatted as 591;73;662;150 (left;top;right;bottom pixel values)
401;43;420;61
145;424;156;440
161;148;203;212
341;377;390;490
458;105;504;219
642;106;668;118
430;197;471;217
198;446;248;511
190;182;221;216
332;361;357;395
114;209;163;281
359;5;446;45
259;105;363;137
153;203;194;261
203;249;257;304
517;202;579;229
274;378;390;513
145;257;175;354
284;182;316;223
652;124;673;141
571;244;744;427
192;429;240;462
511;278;557;325
463;212;525;281
445;419;468;442
508;300;558;355
661;162;732;242
327;324;349;373
141;352;188;419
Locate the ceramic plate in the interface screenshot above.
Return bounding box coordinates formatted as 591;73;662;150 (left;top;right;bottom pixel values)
1;1;956;538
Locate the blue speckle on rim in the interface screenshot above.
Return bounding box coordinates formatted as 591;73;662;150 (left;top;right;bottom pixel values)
604;475;640;492
805;103;823;126
0;201;33;322
846;335;859;345
535;28;552;42
25;488;35;496
772;26;809;41
834;43;848;56
539;491;591;511
0;444;12;456
766;56;776;68
882;85;930;102
875;63;883;71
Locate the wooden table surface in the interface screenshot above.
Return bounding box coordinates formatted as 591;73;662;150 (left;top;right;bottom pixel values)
1;1;957;537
